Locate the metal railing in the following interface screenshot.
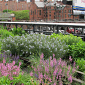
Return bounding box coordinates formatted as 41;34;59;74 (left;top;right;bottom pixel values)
0;21;85;39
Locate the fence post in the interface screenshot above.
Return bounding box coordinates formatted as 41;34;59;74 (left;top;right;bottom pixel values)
33;25;35;33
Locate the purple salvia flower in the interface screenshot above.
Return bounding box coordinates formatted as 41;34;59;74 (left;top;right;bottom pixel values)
34;73;38;78
10;53;12;57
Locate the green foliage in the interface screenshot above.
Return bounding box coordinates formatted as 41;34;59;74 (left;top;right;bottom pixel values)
11;26;25;36
69;41;85;59
0;28;14;39
0;76;12;85
75;58;85;72
50;33;82;45
0;73;39;85
1;34;68;59
9;10;29;20
3;9;13;13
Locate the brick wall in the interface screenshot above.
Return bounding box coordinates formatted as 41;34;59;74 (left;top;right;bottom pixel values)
0;0;30;11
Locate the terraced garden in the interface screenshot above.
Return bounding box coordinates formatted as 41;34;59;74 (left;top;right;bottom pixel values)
0;25;85;85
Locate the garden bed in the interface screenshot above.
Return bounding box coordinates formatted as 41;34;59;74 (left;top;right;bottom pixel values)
0;26;85;85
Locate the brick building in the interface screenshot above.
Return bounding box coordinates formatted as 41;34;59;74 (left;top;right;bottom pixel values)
0;0;81;22
0;0;30;11
29;0;80;22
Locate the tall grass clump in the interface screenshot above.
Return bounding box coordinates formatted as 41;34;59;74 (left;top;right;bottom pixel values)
1;33;69;59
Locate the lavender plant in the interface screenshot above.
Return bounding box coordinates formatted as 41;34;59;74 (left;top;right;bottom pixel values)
0;52;19;64
1;33;69;59
30;53;78;85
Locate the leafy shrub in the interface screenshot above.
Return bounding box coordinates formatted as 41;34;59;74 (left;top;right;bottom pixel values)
50;33;83;45
30;53;77;85
3;9;13;13
0;74;39;85
0;29;14;39
1;34;68;59
75;58;85;72
69;41;85;59
9;10;29;20
11;26;25;36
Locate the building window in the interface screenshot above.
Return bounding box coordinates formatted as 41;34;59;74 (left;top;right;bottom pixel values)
49;14;51;17
68;14;71;17
39;10;41;15
54;12;55;15
68;10;71;13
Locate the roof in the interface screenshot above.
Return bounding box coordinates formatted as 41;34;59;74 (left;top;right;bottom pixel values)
35;1;44;7
46;2;60;6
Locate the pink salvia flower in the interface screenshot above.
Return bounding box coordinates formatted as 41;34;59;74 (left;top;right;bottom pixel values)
53;54;55;58
73;61;76;67
50;60;53;67
3;58;6;64
53;82;56;85
19;62;21;67
39;72;43;79
40;53;44;59
30;71;33;76
68;75;72;83
48;78;52;82
45;66;49;73
12;61;15;65
58;69;62;75
69;56;72;62
58;58;61;65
